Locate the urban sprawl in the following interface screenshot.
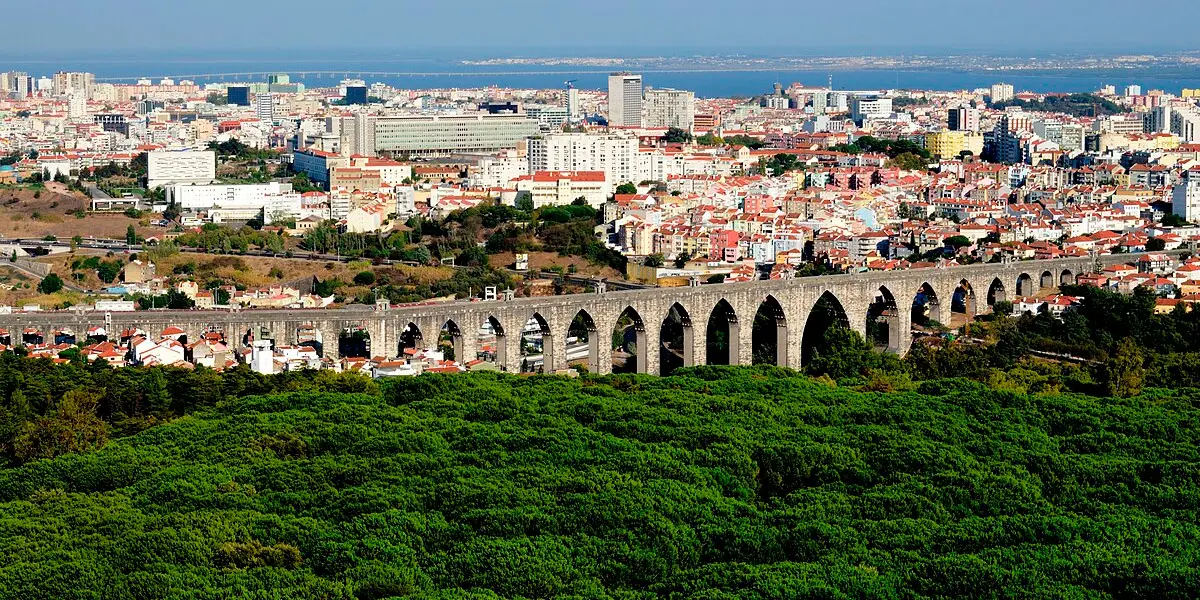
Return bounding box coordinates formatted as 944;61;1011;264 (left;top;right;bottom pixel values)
1;69;1199;377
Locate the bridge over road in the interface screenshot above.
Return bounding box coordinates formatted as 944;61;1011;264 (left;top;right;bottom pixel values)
0;253;1145;375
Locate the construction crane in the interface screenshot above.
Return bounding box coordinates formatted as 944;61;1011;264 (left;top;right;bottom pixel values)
564;79;577;89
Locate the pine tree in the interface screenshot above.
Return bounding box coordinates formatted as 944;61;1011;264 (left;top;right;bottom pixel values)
1105;337;1145;398
144;368;171;415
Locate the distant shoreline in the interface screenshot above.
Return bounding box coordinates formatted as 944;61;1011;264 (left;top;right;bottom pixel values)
4;54;1199;97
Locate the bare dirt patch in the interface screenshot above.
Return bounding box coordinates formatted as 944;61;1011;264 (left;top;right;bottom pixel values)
0;188;156;239
36;250;457;297
488;251;622;279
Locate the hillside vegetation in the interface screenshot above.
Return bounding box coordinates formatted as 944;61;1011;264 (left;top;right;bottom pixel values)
0;368;1197;599
989;93;1123;117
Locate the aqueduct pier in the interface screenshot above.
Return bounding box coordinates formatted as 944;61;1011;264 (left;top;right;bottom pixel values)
0;253;1141;374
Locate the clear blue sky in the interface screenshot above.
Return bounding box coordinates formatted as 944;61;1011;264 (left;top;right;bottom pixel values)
5;0;1198;56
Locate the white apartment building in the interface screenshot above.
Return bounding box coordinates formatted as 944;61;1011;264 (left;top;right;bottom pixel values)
339;113;539;157
263;193;303;224
166;181;289;210
607;73;643;127
525;104;569;130
394;186;417;215
566;87;580;120
1033;119;1067;147
990;83;1015;103
3;72;32;98
948;106;980;132
330;191;353;221
146;150;216;189
643;88;695;131
850;96;893;122
1146;105;1173;134
52;71;94;98
67;94;87;123
527;132;639;185
1173;170;1200;222
514;171;611;209
1094;114;1146;135
1171;106;1200;143
471;151;528;188
256;93;275;125
347;156;412;185
636;149;737;183
344;202;388;233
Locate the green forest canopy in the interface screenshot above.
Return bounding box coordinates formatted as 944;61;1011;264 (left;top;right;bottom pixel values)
0;367;1197;598
990;93;1124;117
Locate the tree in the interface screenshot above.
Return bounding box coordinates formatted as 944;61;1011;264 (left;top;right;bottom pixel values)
663;127;693;144
263;233;284;255
674;252;693;269
353;270;376;286
615;182;638;196
992;301;1015;317
37;273;63;294
1105;337;1145;398
313;278;343;298
137;289;195;310
766;153;802;176
945;235;973;250
991;314;1029;366
1162;212;1187;227
890;152;928;171
290;172;322;193
144;368;171;414
1146;237;1167;251
97;260;122;283
12;389;108;463
644;254;665;268
126;224;137;246
723;134;765;149
805;327;900;380
455;245;490;268
0;389;33;445
515;196;534;213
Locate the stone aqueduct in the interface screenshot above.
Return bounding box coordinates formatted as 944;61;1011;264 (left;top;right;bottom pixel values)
0;254;1130;375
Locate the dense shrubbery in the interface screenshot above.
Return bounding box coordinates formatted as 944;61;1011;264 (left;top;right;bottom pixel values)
991;93;1122;117
368;265;516;305
176;224;285;254
0;367;1198;598
829;135;931;160
0;354;378;464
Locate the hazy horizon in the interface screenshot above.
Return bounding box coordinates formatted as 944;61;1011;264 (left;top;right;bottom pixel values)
2;45;1199;63
4;0;1199;58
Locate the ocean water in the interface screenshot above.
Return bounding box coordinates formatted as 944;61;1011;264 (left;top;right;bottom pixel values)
4;55;1200;97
